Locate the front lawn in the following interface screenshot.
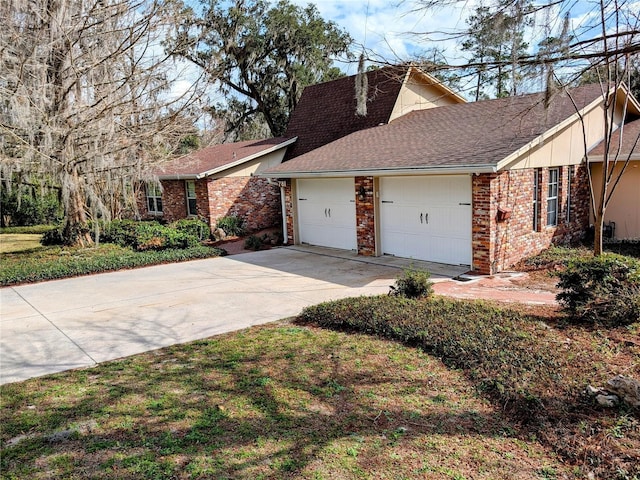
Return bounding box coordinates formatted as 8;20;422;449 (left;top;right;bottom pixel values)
1;298;638;479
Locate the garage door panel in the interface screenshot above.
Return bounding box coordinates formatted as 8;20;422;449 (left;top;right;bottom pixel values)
297;179;356;251
380;176;472;266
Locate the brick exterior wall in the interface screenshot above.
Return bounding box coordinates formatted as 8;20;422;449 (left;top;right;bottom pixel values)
203;176;281;232
283;180;295;245
472;166;589;274
355;176;376;256
140;176;282;233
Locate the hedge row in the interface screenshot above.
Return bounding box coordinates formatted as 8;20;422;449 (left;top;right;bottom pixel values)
299;296;566;418
1;244;225;286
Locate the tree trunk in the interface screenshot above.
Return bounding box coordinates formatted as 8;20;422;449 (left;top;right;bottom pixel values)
62;166;92;247
593;208;605;256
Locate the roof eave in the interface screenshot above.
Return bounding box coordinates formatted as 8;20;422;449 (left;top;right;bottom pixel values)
156;137;298;180
258;164;498;179
588;153;640;163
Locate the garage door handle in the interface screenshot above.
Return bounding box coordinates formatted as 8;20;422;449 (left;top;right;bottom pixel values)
420;213;423;224
459;202;471;205
328;208;331;217
425;213;429;224
381;200;393;203
324;208;327;217
299;198;307;201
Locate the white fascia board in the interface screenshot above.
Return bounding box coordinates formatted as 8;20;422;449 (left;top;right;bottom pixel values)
195;137;298;179
588;154;640;163
496;94;607;171
257;164;497;179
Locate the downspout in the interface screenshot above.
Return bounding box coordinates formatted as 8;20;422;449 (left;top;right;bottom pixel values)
267;178;288;244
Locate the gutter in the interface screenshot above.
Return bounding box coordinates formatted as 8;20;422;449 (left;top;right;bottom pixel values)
257;164;497;179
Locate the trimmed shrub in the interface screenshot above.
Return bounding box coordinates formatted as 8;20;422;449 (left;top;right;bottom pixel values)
100;220;200;251
171;218;211;241
299;296;563;417
1;244;225;286
244;234;263;251
216;215;246;237
389;266;433;299
40;226;65;246
556;254;640;326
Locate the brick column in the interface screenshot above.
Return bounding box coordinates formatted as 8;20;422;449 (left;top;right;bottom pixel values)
355;176;375;256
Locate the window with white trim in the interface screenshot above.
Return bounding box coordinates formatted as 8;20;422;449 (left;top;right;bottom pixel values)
533;168;540;231
547;168;559;226
146;183;163;215
185;180;197;216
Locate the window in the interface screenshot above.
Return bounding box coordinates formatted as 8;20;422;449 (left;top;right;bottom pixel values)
185;180;197;216
566;165;574;222
533;168;540;231
547;168;559;226
146;183;163;215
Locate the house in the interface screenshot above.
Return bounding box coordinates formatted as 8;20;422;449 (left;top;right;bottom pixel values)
588;117;640;240
143;137;295;231
143;65;460;234
260;80;640;274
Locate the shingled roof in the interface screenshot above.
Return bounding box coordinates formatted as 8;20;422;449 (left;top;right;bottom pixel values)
590;118;640;159
156;137;296;180
283;66;409;160
265;83;605;177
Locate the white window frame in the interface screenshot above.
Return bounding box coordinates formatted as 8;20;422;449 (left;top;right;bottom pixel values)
533;168;540;231
185;180;197;216
146;183;163;215
546;168;559;226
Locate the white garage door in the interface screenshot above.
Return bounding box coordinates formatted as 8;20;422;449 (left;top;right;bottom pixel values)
296;178;357;250
379;176;472;265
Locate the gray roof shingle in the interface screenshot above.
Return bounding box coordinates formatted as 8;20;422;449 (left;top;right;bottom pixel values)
266;84;605;175
156;137;293;178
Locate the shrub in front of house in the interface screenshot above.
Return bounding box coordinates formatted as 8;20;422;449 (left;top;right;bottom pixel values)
389;266;433;299
171;218;211;241
299;296;562;417
556;254;640;326
100;220;200;251
216;215;246;237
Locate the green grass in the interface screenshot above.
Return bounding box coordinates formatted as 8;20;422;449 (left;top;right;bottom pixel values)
1;321;577;480
0;234;44;254
0;242;224;286
1;302;638;479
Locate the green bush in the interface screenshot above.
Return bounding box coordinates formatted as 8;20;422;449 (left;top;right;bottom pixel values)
1;244;225;286
389;266;433;299
40;226;65;246
244;234;264;251
556;254;640;326
299;296;563;417
171;218;211;241
1;188;62;227
216;216;246;237
100;220;200;251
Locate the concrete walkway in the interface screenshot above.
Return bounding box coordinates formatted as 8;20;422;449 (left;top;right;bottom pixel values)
1;246;467;385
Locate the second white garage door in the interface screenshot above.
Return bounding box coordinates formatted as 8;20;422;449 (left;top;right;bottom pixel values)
296;178;357;250
379;176;472;265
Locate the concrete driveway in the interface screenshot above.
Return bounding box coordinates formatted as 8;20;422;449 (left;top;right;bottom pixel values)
0;246;467;385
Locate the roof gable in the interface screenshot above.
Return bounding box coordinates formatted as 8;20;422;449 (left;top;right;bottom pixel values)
283;66;465;161
590;117;640;160
156;137;295;179
265;84;606;177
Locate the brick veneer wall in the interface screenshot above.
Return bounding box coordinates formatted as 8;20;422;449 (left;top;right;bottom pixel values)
204;176;281;232
473;166;589;274
355;176;376;256
140;177;282;233
283;180;294;244
158;180;189;222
